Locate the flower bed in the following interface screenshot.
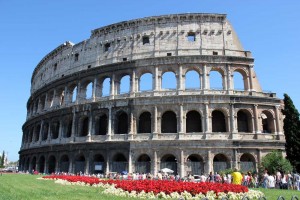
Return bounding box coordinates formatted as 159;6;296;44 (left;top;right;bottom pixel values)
42;175;264;199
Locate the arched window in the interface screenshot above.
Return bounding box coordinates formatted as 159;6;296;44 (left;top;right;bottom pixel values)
85;82;93;99
162;71;176;90
38;156;45;173
213;154;229;173
136;154;151;173
102;78;110;96
116;112;128;134
187;154;204;175
74;154;85;174
59;90;65;105
95;114;108;135
138;112;151;133
161;111;177;133
93;154;105;174
139;73;153;91
31;157;36;171
185;70;200;89
60;155;69;173
112;153;128;173
261;111;275;133
51;121;60;139
237;110;252;133
42;123;49;141
34;125;41;142
160;154;177;174
48;155;56;174
240;153;256;172
209;70;223;90
186;111;202;133
120;75;130;94
212;110;226;132
80;117;89;137
233;71;245;91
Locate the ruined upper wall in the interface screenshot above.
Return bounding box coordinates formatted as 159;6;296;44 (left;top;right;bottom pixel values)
31;13;249;93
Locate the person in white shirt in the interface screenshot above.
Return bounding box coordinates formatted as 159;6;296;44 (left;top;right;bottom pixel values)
267;174;275;189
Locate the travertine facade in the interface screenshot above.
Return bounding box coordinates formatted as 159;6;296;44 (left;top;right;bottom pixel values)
19;13;285;176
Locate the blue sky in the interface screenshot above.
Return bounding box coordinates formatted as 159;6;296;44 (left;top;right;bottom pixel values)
1;0;299;162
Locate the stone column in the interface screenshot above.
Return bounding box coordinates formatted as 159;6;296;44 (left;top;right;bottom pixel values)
177;65;184;91
47;122;51;142
85;152;90;174
230;104;237;133
88;111;93;141
58;118;63;140
130;70;136;95
69;154;73;173
92;77;98;102
71;108;77;140
275;105;282;135
248;64;254;91
39;121;44;143
179;104;184;134
154;66;159;91
253;104;260;134
128;150;132;173
64;86;69;105
203;65;208;90
180;149;185;177
44;93;49;110
76;82;81;104
206;150;212;173
204;103;210;133
153;150;158;176
110;74;115;99
105;150;110;174
107;106;112;140
233;149;238;169
153;106;158;135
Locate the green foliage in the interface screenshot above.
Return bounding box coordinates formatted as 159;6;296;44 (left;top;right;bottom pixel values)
282;93;300;171
0;151;3;168
261;151;293;174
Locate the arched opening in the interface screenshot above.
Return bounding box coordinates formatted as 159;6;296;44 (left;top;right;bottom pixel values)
261;111;275;133
93;154;105;174
34;125;41;142
38;156;45;173
138;112;151;133
31;157;36;172
240;153;256;173
42;123;49;141
185;70;200;89
161;111;177;133
95;114;108;135
25;158;30;171
71;86;77;103
64;119;72;138
139;73;153;91
233;71;245;91
120;75;130;94
85;82;93;99
212;110;226;132
29;128;34;143
51;121;60;139
111;153;128;173
160;154;177;174
60;155;69;173
237;110;252;133
102;77;110;97
59;89;65;106
186;111;202;133
187;154;204;175
213;154;229;173
209;70;223;90
74;154;85;174
48;91;54;108
80;117;89;137
162;71;176;90
116;112;128;134
135;154;151;173
48;156;56;174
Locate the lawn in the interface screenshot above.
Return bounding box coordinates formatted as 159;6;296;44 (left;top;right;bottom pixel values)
0;173;299;200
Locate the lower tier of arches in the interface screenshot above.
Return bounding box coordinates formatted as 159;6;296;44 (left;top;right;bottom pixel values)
19;140;284;177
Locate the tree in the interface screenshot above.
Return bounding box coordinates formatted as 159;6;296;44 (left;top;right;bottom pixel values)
0;151;4;168
261;151;293;174
282;93;300;171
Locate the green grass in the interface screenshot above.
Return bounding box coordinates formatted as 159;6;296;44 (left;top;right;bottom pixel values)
0;174;299;200
0;174;131;200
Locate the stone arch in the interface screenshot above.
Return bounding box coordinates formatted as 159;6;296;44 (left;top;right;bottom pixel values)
42;122;49;141
139;72;153;91
261;110;275;133
135;154;151;173
81;79;94;100
115;111;128;134
138;111;151;133
70;85;77;103
51;120;60;139
111;153;128;173
95;113;108;135
162;71;176;90
47;90;54;108
161;111;177;133
240;153;256;172
209;67;225;90
213;153;230;173
62;117;72;138
57;87;65;106
31;156;37;171
233;68;248;91
160;154;177;175
186;154;204;175
60;155;69;173
100;76;111;97
212;110;227;132
34;124;41;142
25;157;30;171
186;110;202;133
237;109;253;133
38;156;45;173
40;95;46;111
74;154;86;174
29;127;34;143
185;70;201;90
119;74;130;94
79;116;89;137
48;155;56;174
93;154;105;174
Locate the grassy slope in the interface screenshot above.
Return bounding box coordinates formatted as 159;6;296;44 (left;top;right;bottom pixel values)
0;174;299;200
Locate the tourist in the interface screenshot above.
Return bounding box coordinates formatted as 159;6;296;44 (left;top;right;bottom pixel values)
280;172;288;189
266;173;275;189
231;168;243;185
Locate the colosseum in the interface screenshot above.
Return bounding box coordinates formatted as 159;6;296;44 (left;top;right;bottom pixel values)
19;13;285;176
